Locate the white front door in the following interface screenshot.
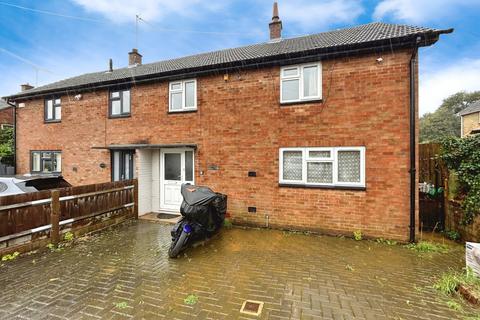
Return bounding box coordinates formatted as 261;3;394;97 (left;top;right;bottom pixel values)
160;149;194;212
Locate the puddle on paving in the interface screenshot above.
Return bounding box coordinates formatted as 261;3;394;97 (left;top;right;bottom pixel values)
0;221;475;320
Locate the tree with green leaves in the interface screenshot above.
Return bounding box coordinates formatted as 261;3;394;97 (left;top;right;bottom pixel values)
0;127;14;165
420;91;480;143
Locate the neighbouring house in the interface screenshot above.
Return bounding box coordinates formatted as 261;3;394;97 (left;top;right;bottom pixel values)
459;100;480;137
0;99;14;129
3;3;452;240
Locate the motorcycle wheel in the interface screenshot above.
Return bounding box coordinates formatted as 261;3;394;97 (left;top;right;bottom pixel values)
168;230;189;258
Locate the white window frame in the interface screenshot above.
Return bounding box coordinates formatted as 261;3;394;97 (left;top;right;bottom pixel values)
44;97;61;122
31;151;62;173
279;147;365;188
169;79;197;112
280;62;322;104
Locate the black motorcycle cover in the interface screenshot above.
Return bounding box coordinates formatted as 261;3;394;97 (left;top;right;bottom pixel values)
179;184;227;230
181;184;217;206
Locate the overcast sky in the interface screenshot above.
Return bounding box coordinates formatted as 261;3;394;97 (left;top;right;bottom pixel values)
1;0;480;115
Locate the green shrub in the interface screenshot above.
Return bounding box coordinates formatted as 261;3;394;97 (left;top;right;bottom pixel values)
443;230;461;241
442;135;480;224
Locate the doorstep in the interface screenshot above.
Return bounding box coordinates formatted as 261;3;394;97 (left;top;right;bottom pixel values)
139;212;181;224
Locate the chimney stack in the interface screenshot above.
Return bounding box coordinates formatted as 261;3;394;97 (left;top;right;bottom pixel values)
269;2;282;40
128;48;142;67
20;83;34;92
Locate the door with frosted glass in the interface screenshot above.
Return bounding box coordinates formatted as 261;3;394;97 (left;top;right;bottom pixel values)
160;149;194;211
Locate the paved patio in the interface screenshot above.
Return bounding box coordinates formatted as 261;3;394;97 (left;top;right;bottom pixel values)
0;220;476;319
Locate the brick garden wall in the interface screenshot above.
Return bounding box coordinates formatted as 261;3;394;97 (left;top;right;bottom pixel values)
15;49;418;241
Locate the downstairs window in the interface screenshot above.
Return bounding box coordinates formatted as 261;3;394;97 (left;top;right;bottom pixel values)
111;150;135;181
31;151;62;173
279;147;365;188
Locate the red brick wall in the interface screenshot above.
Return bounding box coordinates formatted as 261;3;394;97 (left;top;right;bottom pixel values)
15;49;418;240
0;106;13;125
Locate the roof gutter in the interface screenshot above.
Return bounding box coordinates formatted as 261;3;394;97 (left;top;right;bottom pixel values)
4;29;452;102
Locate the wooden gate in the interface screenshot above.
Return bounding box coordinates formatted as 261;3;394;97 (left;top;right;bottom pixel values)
419;143;448;231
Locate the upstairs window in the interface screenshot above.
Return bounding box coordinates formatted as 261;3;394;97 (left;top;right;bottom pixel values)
279;147;365;188
45;98;61;122
169;79;197;112
280;63;322;103
109;89;131;117
31;151;61;173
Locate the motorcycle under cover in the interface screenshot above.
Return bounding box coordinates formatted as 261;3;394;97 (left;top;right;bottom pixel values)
181;184;217;206
180;184;227;228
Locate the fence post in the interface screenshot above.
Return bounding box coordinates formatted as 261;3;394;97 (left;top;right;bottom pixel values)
133;179;139;219
50;190;60;245
444;178;449;229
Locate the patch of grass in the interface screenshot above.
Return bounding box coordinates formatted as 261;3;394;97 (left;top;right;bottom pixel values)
223;219;233;228
405;241;449;253
353;230;362;241
345;264;355;271
1;251;20;262
46;243;64;252
434;267;480;296
184;294;199;305
64;231;74;242
446;300;462;311
376;238;398;246
114;301;128;309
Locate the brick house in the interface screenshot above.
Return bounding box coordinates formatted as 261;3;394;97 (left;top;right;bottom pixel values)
4;5;452;240
0;99;13;129
459;100;480;137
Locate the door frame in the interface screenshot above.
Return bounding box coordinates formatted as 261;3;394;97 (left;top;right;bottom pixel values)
159;148;195;212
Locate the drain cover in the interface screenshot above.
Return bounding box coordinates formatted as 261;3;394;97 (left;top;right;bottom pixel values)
240;300;264;316
156;213;178;219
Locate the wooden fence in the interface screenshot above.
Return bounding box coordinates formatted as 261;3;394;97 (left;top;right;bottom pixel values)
0;179;138;254
419;143;448;186
419;143;448;231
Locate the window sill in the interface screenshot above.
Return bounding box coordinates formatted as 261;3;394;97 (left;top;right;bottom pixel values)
30;172;62;176
280;99;322;107
168;109;197;114
44;120;61;124
278;183;366;191
109;114;131;119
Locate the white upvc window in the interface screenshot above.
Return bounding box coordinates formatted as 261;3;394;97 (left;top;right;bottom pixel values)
31;151;62;173
169;79;197;112
45;97;61;122
279;147;365;188
280;63;322;103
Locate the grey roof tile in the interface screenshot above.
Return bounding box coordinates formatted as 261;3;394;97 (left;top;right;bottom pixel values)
458;100;480;116
0;99;13;110
5;22;451;100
